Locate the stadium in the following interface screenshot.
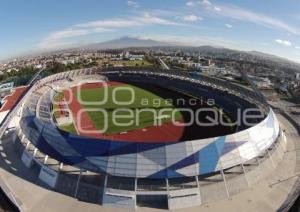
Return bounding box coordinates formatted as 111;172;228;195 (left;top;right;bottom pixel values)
11;67;284;209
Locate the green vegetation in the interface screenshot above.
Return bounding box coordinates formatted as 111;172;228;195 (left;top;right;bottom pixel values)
76;84;182;134
109;60;153;67
0;61;98;86
54;92;64;101
1;58;154;87
52;91;64;118
52;91;78;134
0;66;39;86
59;123;77;134
43;61;98;76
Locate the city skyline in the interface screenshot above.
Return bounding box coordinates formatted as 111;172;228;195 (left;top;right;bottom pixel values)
1;0;300;63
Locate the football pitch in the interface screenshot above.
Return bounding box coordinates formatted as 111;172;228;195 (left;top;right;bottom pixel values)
63;83;183;135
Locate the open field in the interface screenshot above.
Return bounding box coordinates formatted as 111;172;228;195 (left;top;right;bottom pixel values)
59;123;77;134
52;82;183;135
52;92;64;118
52;91;78;133
51;81;236;140
75;83;182;134
109;60;153;67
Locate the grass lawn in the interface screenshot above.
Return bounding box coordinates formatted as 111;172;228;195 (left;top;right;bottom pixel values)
52;91;64;118
59;123;77;134
52;91;78;134
76;84;182;134
109;60;153;67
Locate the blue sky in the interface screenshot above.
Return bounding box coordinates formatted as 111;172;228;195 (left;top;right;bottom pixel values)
1;0;300;63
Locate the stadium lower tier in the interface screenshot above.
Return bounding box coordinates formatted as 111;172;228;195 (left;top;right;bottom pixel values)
18;69;280;179
12;68;285;209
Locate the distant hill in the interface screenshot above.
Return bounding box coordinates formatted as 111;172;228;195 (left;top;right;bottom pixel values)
80;36;175;50
144;45;300;72
9;36;299;73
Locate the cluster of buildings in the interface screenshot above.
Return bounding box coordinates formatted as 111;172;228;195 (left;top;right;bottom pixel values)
154;52;300;94
248;75;272;89
1;48;299;98
0;50;147;72
110;51;144;61
158;55;227;76
0;57;51;71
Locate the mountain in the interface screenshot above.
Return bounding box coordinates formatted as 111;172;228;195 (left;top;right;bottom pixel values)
18;35;299;73
81;36;175;50
40;36;300;70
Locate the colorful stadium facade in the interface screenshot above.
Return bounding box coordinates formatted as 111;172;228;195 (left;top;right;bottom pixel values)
20;103;279;179
14;68;284;209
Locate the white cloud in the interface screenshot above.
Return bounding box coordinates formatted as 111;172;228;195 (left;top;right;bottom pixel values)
295;46;300;49
76;13;179;28
200;0;212;7
182;15;202;22
137;12;180;25
75;19;141;28
186;1;220;12
39;13;181;49
225;23;232;28
200;0;220;11
202;3;300;35
213;6;221;12
275;39;292;46
48;29;89;40
39;27;113;49
127;1;139;8
39;29;91;49
186;1;195;6
92;27;114;33
143;9;179;17
39;39;83;50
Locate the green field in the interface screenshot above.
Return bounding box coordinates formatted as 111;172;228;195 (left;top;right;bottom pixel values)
76;84;182;134
59;123;77;134
109;60;153;67
52;92;64;118
52;91;78;134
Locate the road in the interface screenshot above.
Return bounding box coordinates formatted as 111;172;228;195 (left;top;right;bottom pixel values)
158;57;170;70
